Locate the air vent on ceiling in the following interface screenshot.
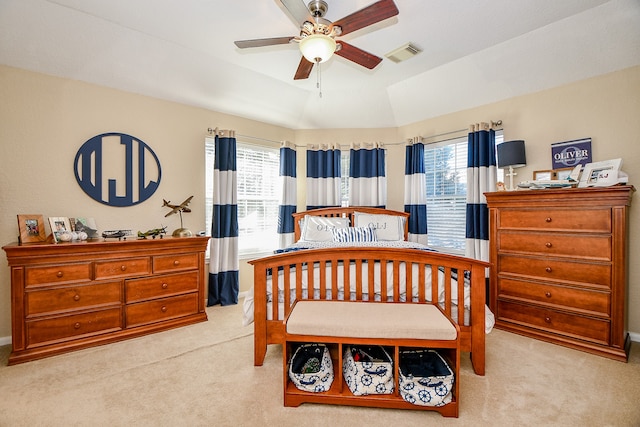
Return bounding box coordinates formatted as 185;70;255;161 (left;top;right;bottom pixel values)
385;42;422;63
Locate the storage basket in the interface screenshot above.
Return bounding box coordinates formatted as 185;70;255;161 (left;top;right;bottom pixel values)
288;343;334;392
343;345;394;396
399;349;454;406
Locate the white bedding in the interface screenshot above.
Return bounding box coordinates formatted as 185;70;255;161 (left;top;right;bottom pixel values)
243;241;495;333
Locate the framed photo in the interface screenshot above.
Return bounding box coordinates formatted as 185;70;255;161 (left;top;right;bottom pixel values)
17;214;47;244
555;167;575;181
48;217;72;243
579;158;623;188
69;217;99;239
533;170;555;181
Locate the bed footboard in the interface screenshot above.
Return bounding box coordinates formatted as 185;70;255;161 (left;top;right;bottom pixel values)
249;247;489;375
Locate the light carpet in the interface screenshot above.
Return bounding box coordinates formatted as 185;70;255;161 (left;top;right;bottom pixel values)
0;300;639;427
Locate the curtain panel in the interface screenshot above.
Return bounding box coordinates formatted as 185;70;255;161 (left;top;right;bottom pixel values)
348;143;386;208
306;145;341;210
465;123;497;262
208;131;239;306
404;141;428;245
278;142;297;248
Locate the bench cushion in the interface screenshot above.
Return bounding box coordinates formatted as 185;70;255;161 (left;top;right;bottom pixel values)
286;301;457;341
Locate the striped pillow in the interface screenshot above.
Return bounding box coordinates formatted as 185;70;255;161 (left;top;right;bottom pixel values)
332;226;378;243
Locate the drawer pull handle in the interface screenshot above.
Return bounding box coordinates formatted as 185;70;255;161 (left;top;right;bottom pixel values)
545;242;552;248
56;271;64;278
120;265;127;271
162;283;168;289
161;306;167;313
544;317;551;324
545;292;552;298
74;322;81;329
173;260;180;266
73;294;80;301
545;267;552;273
545;217;552;223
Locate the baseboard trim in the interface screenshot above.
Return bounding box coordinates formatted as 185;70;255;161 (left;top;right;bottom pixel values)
1;330;638;350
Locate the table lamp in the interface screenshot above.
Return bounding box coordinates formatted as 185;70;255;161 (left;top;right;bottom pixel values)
497;140;526;191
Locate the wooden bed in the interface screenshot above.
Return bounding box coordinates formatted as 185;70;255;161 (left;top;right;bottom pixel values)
248;207;490;376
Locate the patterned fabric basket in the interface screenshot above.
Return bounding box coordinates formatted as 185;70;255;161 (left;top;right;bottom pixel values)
288;343;334;392
343;345;394;396
399;349;454;406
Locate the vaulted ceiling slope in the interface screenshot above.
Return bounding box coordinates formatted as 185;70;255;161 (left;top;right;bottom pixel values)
1;0;639;130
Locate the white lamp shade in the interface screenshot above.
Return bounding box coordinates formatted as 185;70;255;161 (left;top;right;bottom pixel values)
299;34;336;63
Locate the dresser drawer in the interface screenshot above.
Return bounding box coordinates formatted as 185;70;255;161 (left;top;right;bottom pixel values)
125;271;198;303
499;208;611;233
125;293;199;328
25;263;92;287
499;232;611;260
497;301;610;345
95;257;151;279
26;307;123;348
153;253;199;274
498;278;610;317
499;256;611;288
26;281;122;317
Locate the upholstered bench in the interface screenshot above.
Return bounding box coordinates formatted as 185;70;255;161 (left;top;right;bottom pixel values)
283;300;460;417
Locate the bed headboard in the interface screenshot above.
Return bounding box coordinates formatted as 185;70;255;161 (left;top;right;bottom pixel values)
292;207;410;241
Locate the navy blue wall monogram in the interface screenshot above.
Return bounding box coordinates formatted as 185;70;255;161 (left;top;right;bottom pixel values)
74;133;162;207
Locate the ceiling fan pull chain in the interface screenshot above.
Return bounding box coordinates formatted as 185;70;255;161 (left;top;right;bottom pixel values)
317;60;322;98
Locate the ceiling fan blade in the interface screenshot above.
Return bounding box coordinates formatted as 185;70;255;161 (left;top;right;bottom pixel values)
278;0;315;26
234;37;296;49
294;57;314;80
331;0;399;36
335;41;382;69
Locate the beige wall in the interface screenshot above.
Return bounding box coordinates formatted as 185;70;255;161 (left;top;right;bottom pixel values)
1;64;639;343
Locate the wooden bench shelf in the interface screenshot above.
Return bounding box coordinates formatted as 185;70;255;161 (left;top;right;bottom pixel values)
283;300;461;417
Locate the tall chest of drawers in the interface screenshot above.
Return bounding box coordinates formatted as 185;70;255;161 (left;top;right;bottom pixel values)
3;236;209;365
485;186;634;361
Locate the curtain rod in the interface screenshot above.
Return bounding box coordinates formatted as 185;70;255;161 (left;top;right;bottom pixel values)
407;120;503;145
208;119;503;149
207;128;285;145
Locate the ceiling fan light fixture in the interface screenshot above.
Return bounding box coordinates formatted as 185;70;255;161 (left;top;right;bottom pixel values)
299;34;336;63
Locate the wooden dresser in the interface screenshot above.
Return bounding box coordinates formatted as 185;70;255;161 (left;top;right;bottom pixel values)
485;186;634;361
2;236;209;365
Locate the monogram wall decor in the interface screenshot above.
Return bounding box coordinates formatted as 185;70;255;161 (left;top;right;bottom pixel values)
74;133;162;207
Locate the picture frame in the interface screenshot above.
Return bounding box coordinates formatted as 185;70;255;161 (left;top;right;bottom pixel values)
17;214;47;244
48;217;72;243
579;158;623;188
554;167;575;181
533;170;555;181
69;217;99;239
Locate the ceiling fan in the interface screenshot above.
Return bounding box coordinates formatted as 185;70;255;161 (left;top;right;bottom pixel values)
234;0;399;80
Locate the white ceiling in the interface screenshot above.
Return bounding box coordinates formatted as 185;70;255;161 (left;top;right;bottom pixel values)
1;0;639;129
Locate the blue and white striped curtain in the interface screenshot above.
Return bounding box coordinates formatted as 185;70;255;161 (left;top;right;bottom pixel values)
465;123;497;261
278;141;297;248
348;143;386;207
404;139;428;245
208;130;239;306
306;144;341;210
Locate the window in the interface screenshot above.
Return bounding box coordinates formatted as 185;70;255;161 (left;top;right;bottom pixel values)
205;138;281;257
340;151;349;206
424;131;503;254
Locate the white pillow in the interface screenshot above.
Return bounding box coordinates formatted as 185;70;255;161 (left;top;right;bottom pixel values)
299;215;350;242
353;212;405;241
332;226;378;243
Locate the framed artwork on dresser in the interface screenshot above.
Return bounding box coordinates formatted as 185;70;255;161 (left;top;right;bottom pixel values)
48;217;71;242
17;214;47;244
